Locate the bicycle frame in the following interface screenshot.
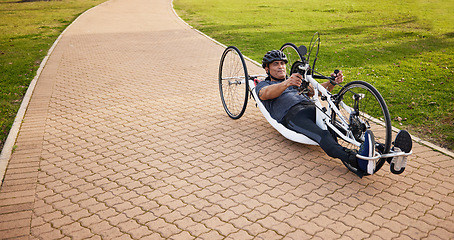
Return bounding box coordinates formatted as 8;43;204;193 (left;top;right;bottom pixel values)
219;44;412;175
249;62;411;161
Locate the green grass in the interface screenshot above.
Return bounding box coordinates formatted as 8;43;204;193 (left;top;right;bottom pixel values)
0;0;107;150
175;0;454;150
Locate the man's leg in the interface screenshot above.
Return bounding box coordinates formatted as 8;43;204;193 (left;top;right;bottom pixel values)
282;105;353;163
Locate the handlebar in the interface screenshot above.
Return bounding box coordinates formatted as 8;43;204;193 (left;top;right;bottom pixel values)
313;69;339;80
312;74;331;80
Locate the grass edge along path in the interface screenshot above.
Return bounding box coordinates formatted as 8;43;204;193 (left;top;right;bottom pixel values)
0;0;108;151
173;0;454;152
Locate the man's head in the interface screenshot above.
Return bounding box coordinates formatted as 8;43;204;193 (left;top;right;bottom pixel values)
262;50;288;80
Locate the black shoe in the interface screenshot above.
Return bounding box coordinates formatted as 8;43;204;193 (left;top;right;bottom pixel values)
344;148;359;169
390;130;412;174
393;130;412;153
342;148;364;178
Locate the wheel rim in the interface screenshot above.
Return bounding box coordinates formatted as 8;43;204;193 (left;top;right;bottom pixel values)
333;82;391;173
219;47;248;119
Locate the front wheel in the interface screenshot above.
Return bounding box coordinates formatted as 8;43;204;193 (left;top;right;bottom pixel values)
332;81;392;174
280;43;303;77
219;46;249;119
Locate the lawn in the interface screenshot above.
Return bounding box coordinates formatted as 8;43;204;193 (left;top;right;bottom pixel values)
174;0;454;150
0;0;107;150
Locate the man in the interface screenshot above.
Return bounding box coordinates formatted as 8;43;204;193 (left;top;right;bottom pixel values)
256;50;375;176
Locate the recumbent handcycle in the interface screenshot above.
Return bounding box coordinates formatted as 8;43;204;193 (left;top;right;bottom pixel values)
218;33;412;176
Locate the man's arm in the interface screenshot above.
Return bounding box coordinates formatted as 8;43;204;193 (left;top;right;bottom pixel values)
321;70;344;92
259;71;343;100
258;73;302;100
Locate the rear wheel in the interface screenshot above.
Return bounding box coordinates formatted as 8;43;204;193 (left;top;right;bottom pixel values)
332;81;392;174
218;46;249;119
280;43;303;76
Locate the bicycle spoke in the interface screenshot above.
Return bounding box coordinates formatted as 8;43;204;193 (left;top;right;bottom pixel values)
219;46;248;119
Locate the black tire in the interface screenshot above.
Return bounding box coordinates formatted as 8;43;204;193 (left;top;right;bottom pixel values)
280;43;303;77
332;81;392;174
219;46;249;119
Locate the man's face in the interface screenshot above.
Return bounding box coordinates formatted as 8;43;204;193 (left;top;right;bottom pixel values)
266;60;286;79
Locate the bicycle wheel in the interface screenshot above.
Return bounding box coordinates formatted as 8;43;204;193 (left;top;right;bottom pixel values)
280;43;303;76
219;46;249;119
332;81;392;174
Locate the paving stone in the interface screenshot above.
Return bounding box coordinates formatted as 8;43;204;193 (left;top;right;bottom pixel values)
0;0;453;239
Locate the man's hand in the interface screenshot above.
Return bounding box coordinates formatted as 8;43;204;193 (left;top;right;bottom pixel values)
284;73;303;88
321;70;344;92
330;70;344;85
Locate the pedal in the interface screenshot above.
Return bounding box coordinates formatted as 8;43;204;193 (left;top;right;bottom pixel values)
390;147;407;174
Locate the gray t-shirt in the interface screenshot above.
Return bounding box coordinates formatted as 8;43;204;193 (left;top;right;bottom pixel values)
255;79;312;123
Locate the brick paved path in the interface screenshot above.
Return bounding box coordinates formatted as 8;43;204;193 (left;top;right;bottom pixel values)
1;0;453;239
